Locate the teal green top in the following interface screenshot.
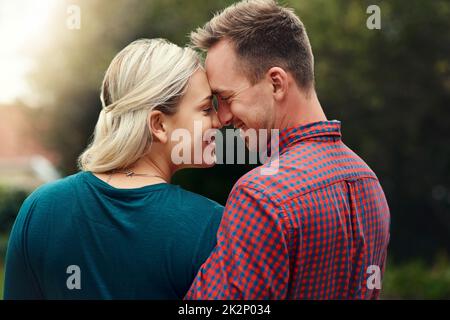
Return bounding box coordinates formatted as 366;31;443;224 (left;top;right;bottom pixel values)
3;171;223;299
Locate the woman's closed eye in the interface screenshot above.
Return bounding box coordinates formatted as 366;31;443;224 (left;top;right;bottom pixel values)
202;105;214;114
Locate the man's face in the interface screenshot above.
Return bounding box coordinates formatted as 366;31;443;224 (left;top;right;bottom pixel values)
205;39;274;147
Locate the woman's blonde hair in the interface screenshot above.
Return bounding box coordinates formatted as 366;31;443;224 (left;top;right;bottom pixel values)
78;38;201;173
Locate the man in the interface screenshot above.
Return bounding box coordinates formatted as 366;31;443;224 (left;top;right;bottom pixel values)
186;0;390;299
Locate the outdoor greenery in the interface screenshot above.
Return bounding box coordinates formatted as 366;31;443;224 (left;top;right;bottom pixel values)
0;187;29;235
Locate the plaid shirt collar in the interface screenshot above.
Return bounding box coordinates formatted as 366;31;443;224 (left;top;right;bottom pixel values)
268;120;342;156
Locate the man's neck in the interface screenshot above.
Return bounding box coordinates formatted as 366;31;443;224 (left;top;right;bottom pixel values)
277;89;327;129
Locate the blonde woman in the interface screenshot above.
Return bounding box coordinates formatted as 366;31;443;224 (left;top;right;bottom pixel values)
4;39;223;299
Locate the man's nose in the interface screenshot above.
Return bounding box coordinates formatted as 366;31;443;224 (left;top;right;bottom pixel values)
217;104;233;127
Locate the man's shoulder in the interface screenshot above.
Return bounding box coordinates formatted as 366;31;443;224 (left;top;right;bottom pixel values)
232;140;379;205
231;164;286;204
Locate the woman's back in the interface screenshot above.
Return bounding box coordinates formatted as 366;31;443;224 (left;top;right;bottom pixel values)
4;171;223;299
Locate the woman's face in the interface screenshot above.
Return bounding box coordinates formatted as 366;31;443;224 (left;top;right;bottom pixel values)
165;69;221;169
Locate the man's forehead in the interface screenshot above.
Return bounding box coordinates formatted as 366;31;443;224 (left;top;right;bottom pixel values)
206;38;236;63
205;47;235;77
205;40;245;93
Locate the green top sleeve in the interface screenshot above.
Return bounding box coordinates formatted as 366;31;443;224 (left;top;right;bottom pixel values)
4;194;43;299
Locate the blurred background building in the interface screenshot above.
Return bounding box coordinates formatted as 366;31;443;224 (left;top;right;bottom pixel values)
0;104;60;189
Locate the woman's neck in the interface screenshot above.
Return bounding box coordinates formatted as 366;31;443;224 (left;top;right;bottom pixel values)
93;152;173;189
130;154;173;184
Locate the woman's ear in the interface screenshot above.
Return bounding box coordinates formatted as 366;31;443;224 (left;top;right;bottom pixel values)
267;67;288;101
148;110;168;144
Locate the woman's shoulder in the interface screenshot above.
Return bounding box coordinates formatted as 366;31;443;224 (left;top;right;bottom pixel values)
11;173;84;241
158;185;224;237
168;185;224;215
15;173;90;224
162;187;223;275
26;172;83;204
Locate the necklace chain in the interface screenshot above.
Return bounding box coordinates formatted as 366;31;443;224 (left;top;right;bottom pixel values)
106;169;165;184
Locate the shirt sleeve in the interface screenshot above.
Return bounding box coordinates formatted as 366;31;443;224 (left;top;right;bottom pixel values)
3;196;43;299
185;184;290;300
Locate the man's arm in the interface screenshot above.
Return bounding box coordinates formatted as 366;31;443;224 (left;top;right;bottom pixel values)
185;184;290;300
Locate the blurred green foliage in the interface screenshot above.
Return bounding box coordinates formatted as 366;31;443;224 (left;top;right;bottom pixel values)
0;187;29;234
0;186;27;298
1;233;9;300
382;253;450;299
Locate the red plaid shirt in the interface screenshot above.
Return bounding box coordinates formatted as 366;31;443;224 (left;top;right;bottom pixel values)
186;121;390;299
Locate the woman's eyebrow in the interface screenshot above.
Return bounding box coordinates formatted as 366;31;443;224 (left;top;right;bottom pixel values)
197;95;213;106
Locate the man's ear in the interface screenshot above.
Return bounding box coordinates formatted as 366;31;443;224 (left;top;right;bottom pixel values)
148;110;168;144
267;67;288;101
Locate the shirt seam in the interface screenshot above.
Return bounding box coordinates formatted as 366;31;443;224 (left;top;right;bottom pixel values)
277;175;379;206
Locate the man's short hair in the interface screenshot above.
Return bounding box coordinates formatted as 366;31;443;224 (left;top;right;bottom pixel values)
190;0;315;90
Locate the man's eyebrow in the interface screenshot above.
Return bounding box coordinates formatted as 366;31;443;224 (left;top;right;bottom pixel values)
212;89;230;95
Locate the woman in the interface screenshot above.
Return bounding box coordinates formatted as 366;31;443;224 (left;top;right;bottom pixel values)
4;39;223;299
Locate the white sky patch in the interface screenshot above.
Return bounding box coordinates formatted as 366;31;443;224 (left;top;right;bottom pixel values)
0;0;58;104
